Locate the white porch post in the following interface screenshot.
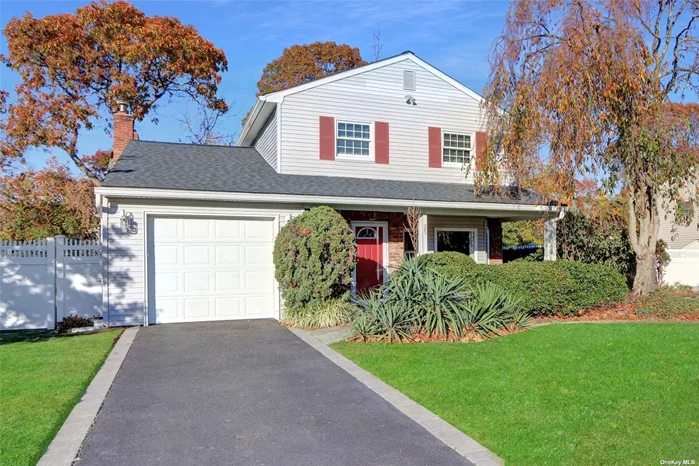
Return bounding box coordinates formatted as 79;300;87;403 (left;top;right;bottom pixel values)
544;208;566;261
544;219;557;261
417;214;428;256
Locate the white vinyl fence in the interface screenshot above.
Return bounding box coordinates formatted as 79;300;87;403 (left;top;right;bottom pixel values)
0;236;103;330
663;249;699;288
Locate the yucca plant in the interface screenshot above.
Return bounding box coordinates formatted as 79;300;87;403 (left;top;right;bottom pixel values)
351;290;415;342
383;258;467;338
351;311;379;342
373;301;415;343
510;306;533;330
418;273;467;337
461;282;524;337
350;292;381;341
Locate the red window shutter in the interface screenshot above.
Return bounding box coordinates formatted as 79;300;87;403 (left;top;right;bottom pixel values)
319;116;335;160
375;122;389;164
428;127;442;168
475;131;487;171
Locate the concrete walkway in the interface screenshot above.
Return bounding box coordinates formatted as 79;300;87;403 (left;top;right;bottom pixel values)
77;320;471;466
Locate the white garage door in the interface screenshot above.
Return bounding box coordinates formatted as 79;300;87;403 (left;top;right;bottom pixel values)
147;217;275;324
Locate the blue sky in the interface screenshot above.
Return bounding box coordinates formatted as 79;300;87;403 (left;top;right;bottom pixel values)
0;0;511;174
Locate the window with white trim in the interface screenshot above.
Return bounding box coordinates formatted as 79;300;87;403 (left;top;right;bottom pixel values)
435;229;475;257
442;132;471;165
337;121;371;156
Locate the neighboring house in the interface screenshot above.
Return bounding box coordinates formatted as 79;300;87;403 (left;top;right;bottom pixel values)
659;181;699;286
95;51;556;327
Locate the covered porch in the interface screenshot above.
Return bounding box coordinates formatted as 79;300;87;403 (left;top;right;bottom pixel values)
336;204;562;282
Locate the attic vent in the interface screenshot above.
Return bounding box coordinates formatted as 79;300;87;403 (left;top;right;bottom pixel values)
403;70;416;91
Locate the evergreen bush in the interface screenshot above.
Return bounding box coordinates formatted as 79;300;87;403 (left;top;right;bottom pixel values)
273;206;356;311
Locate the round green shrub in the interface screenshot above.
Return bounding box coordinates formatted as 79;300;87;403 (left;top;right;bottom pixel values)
417;252;486;287
273;206;356;311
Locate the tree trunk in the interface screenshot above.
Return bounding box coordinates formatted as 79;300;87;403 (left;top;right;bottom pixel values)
632;251;658;297
627;183;661;297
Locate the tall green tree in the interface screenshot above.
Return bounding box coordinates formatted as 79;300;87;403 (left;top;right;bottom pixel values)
482;0;698;296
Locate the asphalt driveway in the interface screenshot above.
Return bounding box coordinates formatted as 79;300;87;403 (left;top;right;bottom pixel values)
78;320;471;465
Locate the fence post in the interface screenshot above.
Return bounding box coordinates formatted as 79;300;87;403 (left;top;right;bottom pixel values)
45;236;57;330
54;235;66;326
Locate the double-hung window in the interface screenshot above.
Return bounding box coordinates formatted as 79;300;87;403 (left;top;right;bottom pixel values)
442;132;472;165
337;121;371;156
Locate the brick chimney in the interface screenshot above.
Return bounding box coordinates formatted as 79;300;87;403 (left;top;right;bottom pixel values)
112;100;137;166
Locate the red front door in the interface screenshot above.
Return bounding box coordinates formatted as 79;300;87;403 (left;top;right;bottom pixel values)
355;225;384;294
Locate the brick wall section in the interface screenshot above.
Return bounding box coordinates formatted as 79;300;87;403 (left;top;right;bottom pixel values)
113;111;136;165
339;210;406;272
487;218;503;264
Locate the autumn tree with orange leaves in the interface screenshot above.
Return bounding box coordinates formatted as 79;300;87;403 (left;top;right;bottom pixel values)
256;42;366;95
240;42;367;126
0;0;228;184
0;159;97;240
482;0;698;296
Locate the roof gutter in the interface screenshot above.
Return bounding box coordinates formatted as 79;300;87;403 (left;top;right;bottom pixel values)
236;96;269;146
94;186;553;215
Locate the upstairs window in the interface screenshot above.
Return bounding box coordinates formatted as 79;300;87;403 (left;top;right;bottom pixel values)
442;132;472;165
337;121;371;156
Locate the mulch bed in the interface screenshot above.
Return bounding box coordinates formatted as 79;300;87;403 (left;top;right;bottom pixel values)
537;301;699;323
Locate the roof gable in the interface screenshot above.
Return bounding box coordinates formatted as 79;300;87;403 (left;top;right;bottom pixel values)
262;51;484;103
238;52;484;145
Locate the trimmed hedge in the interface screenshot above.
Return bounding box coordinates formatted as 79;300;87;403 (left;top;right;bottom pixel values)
273;206;356;311
418;252;629;316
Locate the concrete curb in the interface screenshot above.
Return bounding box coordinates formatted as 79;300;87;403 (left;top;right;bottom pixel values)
289;328;505;466
37;326;139;466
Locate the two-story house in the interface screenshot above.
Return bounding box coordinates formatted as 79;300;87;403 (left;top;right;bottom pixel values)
96;51;555;327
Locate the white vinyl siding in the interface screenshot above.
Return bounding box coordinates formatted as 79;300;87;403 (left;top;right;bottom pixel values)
103;198;304;326
658;181;698;249
659;217;699;248
253;110;278;170
279;59;483;183
426;215;487;264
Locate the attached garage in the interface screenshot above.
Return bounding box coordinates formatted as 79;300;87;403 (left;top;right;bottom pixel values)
147;216;276;324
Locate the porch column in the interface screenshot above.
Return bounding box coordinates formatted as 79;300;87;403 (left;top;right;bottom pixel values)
417;214;428;255
544;208;567;261
544;218;557;261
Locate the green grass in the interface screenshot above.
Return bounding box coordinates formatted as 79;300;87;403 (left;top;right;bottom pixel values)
0;329;122;466
333;324;699;465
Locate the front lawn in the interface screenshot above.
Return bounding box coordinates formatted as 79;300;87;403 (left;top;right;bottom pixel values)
333;323;698;465
0;329;123;466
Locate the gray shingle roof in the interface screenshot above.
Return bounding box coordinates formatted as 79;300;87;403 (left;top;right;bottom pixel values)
102;140;540;205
